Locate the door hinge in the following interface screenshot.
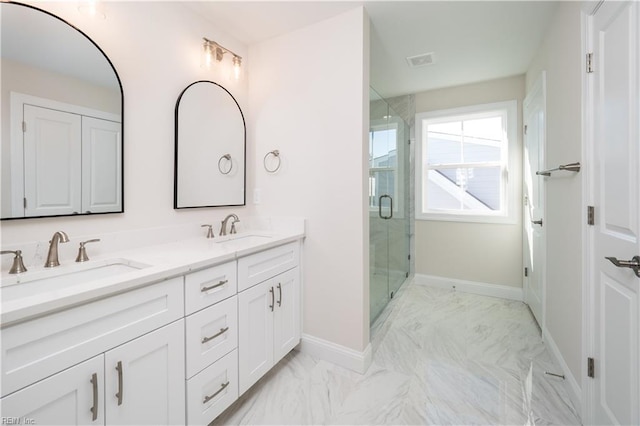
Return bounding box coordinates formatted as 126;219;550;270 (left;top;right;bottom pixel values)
23;198;27;209
587;53;594;73
524;124;528;135
587;357;595;378
587;205;595;225
22;121;26;132
405;272;409;278
408;254;411;260
524;267;529;277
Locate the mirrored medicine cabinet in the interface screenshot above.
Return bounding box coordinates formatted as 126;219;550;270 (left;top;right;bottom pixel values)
1;1;124;220
174;81;246;208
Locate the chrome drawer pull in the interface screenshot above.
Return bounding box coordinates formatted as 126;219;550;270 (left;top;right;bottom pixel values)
201;279;228;292
269;287;274;311
201;327;229;344
115;361;123;406
277;283;282;307
203;381;229;404
90;373;98;421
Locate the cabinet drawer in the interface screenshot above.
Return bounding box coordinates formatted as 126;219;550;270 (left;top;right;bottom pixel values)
185;296;238;379
186;349;238;425
185;261;237;315
1;277;184;397
237;241;299;291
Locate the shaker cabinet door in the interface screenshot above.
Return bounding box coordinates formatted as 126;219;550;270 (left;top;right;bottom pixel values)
0;356;104;425
105;320;185;425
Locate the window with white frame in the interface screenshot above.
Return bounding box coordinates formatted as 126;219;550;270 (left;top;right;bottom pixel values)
415;100;517;224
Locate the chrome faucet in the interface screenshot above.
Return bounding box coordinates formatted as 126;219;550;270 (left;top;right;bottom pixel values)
220;214;239;236
44;231;69;267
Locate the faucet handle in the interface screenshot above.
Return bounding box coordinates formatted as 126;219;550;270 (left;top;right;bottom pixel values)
1;250;28;274
201;224;215;239
230;219;239;234
75;239;101;263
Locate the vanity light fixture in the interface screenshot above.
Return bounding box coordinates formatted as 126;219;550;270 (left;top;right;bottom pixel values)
202;37;242;80
77;0;106;19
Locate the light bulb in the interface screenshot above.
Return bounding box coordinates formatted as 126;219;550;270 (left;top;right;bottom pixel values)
232;56;242;80
202;39;214;69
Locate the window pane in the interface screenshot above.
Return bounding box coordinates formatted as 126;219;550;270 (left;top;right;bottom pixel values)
464;116;503;140
426;167;501;212
427;134;462;164
463;141;501;163
429;121;462;136
426;170;462;210
463;167;502;210
370;129;397;168
370;170;395;207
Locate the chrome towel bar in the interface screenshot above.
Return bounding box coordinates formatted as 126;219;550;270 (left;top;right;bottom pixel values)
536;162;581;176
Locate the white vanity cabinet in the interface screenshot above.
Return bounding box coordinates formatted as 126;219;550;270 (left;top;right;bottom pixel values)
237;242;301;395
184;262;239;425
0;235;304;425
0;277;185;425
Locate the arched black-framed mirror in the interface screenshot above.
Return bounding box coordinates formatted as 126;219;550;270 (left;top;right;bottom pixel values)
1;1;124;220
174;80;246;208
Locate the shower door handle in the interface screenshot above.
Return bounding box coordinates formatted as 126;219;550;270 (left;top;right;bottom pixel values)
379;195;393;220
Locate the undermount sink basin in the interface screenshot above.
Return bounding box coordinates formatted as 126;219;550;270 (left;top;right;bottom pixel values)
1;258;150;302
215;233;273;244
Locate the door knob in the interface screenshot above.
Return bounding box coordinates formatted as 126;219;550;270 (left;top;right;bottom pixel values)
531;219;543;226
605;256;640;278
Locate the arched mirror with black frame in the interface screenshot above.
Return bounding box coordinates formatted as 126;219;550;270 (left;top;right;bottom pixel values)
1;1;124;220
174;80;246;209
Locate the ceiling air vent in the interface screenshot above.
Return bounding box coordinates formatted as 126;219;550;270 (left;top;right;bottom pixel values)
406;52;435;68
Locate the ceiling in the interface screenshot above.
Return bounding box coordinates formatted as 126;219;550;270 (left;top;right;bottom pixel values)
186;1;560;98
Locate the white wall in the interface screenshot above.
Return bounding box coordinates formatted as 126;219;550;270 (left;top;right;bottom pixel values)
249;7;370;352
414;75;525;288
1;2;253;254
526;1;583;383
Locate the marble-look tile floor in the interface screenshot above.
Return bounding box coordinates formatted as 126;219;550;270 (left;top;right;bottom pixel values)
213;281;582;425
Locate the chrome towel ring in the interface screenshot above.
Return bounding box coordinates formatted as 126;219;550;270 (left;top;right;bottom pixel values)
218;154;232;175
263;150;281;173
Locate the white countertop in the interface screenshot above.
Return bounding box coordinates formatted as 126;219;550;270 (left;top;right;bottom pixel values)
0;228;304;328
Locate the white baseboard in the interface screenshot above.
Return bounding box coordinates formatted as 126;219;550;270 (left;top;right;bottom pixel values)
414;273;523;301
542;327;582;415
298;333;372;374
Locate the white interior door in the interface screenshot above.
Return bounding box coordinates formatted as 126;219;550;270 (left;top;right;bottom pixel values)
523;72;546;328
588;1;640;424
81;116;122;213
23;104;81;216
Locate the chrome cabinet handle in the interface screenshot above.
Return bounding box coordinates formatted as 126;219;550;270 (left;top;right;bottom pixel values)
201;279;228;293
277;283;282;307
605;256;640;278
531;219;543;226
90;373;98;421
115;361;123;406
203;381;229;404
269;287;274;311
201;327;229;344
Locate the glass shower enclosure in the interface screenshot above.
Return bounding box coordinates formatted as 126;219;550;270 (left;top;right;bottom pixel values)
369;88;411;325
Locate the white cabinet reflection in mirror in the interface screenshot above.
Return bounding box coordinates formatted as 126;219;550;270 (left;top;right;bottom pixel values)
175;80;246;208
7;93;122;218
